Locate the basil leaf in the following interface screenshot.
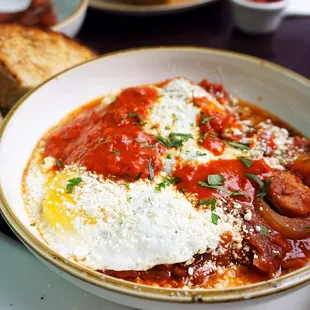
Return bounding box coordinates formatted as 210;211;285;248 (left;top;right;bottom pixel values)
238;156;252;168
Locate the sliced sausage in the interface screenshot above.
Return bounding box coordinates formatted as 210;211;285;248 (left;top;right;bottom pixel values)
290;153;310;187
267;170;310;217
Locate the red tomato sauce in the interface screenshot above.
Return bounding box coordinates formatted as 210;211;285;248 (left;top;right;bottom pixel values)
173;159;271;202
44;86;166;181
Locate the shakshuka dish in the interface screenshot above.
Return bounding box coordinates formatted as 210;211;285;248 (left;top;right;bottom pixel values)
23;77;310;289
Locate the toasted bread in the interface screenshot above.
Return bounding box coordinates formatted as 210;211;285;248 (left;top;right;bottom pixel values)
0;24;97;109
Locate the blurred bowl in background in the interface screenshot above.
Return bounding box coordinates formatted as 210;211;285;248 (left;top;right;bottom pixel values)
51;0;88;37
231;0;288;35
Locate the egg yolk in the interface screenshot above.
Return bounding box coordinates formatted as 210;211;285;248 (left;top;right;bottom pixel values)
42;170;96;231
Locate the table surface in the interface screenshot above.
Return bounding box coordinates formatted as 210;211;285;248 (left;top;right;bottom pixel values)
0;1;310;308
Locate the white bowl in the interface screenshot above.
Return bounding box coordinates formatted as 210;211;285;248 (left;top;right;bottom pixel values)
0;47;309;310
51;0;88;37
231;0;288;35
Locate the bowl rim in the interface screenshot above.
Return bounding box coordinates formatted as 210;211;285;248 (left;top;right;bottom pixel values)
88;0;217;14
51;0;88;32
0;46;309;304
231;0;287;10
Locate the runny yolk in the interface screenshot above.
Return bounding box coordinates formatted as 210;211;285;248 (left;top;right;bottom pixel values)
42;170;97;231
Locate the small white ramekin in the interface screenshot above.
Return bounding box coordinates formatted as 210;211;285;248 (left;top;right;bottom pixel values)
231;0;289;35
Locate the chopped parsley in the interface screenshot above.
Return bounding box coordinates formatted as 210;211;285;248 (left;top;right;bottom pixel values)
66;177;82;194
200;115;216;125
200;198;219;225
198;174;246;196
98;138;104;143
211;213;219;225
128;113;146;126
259;225;269;237
198;199;213;206
155;176;181;192
135;172;142;181
227;141;250;150
147;158;154;181
156;132;193;148
128;112;142;119
196;151;207;156
245;173;272;197
134;138;155;148
245;173;264;188
55;158;64;169
259;178;272;198
30;223;36;227
238;156;252;168
111;150;120;155
166;154;172;159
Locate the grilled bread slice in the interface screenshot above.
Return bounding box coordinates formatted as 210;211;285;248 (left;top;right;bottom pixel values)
0;24;97;109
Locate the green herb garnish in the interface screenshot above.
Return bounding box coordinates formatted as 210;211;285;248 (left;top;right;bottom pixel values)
208;174;224;186
200;115;216;125
111;150;120;155
245;173;264;187
147;158;154;181
128;113;146;126
196;151;207;156
238;157;252;168
135;172;142;181
198;199;213;206
155;177;181;192
259;225;269;237
156;132;193;148
166;154;172;159
30;223;35;227
211;213;219;225
128;112;142;120
259;178;272;198
198;175;246;196
55;158;64;169
245;174;272;197
134;138;155;148
66;177;82;194
227;142;250;150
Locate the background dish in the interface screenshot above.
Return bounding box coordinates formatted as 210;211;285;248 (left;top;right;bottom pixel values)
51;0;88;37
89;0;218;15
0;47;309;309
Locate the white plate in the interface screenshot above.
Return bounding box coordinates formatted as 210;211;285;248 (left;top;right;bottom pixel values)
0;47;309;310
89;0;218;15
